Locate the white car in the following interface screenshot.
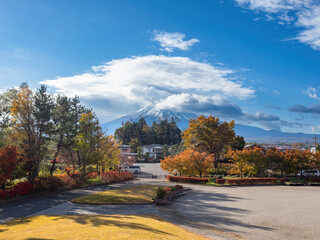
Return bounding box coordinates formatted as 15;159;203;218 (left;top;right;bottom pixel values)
297;169;320;177
124;166;141;174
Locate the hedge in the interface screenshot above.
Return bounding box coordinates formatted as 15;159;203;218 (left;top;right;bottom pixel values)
215;179;226;184
225;177;278;185
167;175;208;184
304;177;320;182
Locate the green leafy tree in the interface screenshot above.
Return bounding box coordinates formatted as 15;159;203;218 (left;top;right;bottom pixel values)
51;95;85;174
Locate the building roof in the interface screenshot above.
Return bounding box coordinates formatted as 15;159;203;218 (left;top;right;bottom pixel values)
119;145;131;148
141;144;162;149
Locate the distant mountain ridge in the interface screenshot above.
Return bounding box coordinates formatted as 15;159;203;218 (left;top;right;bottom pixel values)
101;106;315;143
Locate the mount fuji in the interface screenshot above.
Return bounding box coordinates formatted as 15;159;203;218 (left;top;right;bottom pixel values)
101;106;315;143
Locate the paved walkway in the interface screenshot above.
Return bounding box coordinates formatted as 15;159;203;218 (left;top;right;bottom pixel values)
1;179;320;240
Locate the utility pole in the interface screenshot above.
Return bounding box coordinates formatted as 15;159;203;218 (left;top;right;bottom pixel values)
312;135;318;147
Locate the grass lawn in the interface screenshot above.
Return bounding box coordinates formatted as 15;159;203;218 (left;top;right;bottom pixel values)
0;215;209;240
71;185;160;205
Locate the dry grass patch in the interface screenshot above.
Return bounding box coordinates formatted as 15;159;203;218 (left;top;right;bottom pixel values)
71;185;160;205
0;215;209;240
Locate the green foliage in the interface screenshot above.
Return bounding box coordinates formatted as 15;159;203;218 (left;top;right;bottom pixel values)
85;176;103;185
115;117;182;148
156;187;166;199
232;135;246;150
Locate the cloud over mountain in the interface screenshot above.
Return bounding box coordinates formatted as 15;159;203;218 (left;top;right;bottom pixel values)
41;55;254;121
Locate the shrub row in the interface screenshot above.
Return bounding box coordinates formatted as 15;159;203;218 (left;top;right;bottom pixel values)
0;171;134;200
224;177;278;185
167;175;208;184
304;177;320;182
87;171;134;184
0;181;34;199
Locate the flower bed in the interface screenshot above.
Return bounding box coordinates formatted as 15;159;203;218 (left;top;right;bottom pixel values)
155;185;184;205
167;175;208;184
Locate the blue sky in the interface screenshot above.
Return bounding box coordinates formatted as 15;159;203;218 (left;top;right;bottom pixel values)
1;0;320;133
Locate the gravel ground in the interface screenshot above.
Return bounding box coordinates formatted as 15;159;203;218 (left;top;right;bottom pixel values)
1;175;320;240
169;184;320;240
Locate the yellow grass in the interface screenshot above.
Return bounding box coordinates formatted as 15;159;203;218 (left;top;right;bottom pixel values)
0;215;209;240
71;185;160;205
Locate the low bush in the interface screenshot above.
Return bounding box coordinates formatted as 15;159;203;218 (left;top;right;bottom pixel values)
215;179;226;184
304;177;320;182
279;177;289;183
156;187;166;199
167;175;209;184
0;180;34;199
33;176;65;192
225;177;278;185
85;177;103;185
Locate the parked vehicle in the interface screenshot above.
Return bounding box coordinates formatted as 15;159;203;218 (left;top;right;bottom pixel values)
124;166;141;174
297;169;320;177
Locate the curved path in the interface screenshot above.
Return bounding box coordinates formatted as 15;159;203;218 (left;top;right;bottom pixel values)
1;179;320;240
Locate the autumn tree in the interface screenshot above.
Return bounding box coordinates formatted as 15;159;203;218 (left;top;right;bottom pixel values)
160;149;214;177
160;154;188;176
10;85;54;180
0;146;20;188
0;87;18;148
187;150;214;177
10;85;38;180
97;135;120;173
75;111;102;179
228;149;254;178
182;115;235;168
266;147;293;177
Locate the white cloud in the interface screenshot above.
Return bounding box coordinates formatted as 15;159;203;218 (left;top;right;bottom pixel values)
155;93;243;116
41;55;254;121
234;0;320;50
153;31;199;52
303;86;320;100
274;90;281;95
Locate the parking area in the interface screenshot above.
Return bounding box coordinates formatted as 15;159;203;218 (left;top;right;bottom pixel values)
170;184;320;240
133;162;169;176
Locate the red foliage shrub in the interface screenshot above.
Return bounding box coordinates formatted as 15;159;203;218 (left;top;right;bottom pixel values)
102;171;134;183
0;181;34;199
279;177;289;183
87;172;99;179
13;181;34;195
226;178;278;185
304;177;320;182
167;175;209;184
0;146;20;187
215;179;226;184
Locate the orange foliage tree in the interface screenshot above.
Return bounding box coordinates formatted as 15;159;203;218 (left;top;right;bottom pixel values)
161;149;214;177
182;115;235;168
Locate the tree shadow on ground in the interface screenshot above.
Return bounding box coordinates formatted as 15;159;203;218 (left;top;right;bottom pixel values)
162;189;275;236
0;215;174;238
